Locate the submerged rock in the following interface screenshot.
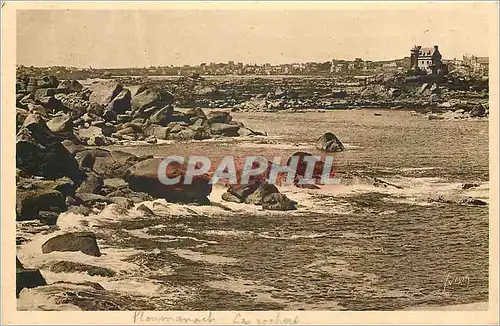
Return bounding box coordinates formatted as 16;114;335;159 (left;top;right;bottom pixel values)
316;132;345;152
124;158;212;203
245;182;279;205
262;193;297;211
46;261;116;277
16;265;47;297
42;232;101;257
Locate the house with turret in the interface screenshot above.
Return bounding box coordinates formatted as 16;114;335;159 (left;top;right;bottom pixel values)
410;45;445;75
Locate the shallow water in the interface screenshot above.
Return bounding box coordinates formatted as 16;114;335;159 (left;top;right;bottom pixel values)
17;109;489;310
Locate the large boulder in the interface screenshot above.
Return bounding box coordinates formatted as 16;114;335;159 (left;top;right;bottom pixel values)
149;105;174;126
42;232;101;257
207;111;231;124
16;264;46;297
210;123;240;136
105;88;131;114
75;171;104;195
227;182;261;201
46;112;73;134
282;151;334;186
143;124;169;140
54;93;89;115
16;188;66;221
88;80;123;107
315;132;345;152
92;150;139;178
262;193;297;211
57;80;84;93
16;133;85;183
245;182;279;205
131;87;174;117
75;126;106;146
124;158;212;203
169;108;206;124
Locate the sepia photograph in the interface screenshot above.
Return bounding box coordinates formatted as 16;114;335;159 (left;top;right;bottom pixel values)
2;1;499;324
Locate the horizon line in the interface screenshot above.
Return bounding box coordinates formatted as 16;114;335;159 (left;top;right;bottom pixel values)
16;55;487;70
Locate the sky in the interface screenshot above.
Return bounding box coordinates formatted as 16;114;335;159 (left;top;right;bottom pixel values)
16;4;493;68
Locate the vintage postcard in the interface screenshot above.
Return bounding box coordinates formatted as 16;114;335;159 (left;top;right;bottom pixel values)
1;1;499;324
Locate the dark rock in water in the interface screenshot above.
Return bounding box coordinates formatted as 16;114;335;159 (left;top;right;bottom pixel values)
427;194;487;206
89;80;123;107
221;192;243;203
315;132;345;152
42;232;101;257
38;210;59;225
210;123;240;136
124;158;212;203
262;193;297;211
16;266;46;297
16;257;24;269
460;197;488;206
228;182;260;201
207;111;231;124
76;171;104;195
245;182;279;205
105;88;131;114
285;151;333;186
16;189;66;221
131;87;174;117
46;261;116;277
462;183;480;190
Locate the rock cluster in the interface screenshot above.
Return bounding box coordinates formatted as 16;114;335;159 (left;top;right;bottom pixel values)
16;76;261;147
221;182;297;211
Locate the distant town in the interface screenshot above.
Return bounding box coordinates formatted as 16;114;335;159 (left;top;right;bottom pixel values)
16;45;488;81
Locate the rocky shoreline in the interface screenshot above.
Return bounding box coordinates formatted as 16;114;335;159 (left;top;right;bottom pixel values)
106;73;489;119
15;73;489;308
